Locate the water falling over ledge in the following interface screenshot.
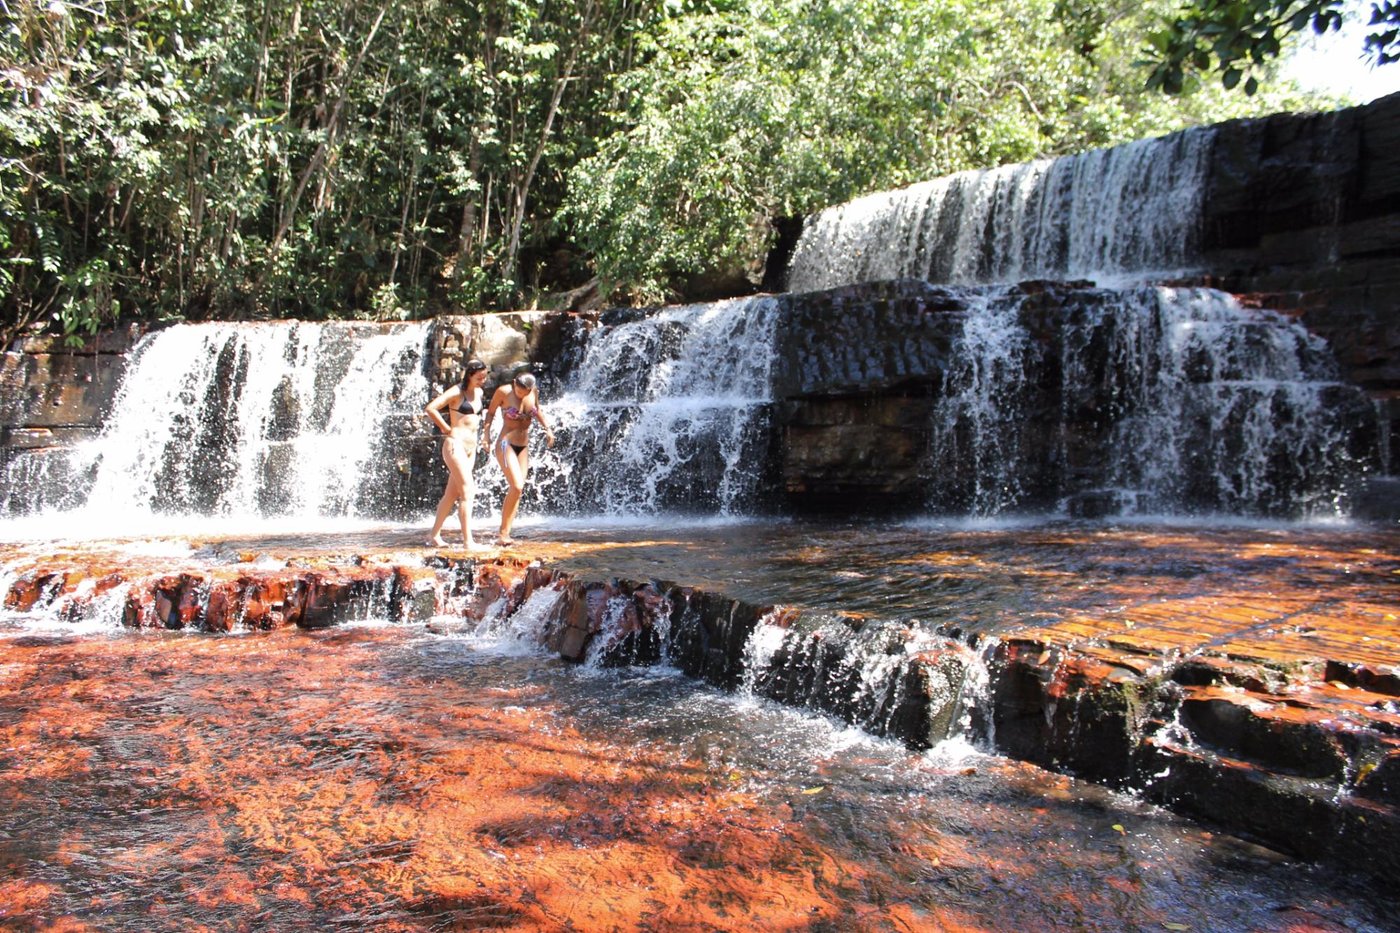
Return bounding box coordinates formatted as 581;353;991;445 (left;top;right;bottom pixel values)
775;281;1377;520
786;127;1216;292
1;321;433;523
0;281;1377;528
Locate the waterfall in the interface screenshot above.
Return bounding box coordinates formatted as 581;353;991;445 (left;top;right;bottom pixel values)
786;128;1215;292
924;286;1370;518
5;321;430;523
931;289;1035;516
1068;288;1364;516
733;609;972;747
515;295;782;516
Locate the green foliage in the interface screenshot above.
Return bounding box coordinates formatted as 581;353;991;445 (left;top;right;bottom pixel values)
0;0;1356;339
0;0;653;343
564;0;1334;302
1142;0;1400;94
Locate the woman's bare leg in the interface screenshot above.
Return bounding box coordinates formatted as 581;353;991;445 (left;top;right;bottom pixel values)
427;484;459;546
456;447;479;547
428;440;471;546
495;443;529;544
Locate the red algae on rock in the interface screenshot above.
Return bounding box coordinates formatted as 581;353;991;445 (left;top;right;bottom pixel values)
0;628;969;931
3;521;1400;914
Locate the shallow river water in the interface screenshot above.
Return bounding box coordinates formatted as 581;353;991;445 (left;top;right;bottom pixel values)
0;517;1397;930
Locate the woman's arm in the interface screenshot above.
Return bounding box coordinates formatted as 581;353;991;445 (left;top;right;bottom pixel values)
424;386;460;435
532;404;555;447
481;386;506;449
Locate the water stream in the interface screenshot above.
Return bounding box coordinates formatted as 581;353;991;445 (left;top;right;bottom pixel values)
0;587;1394;931
504;295;782;516
1;321;431;522
786;127;1214;291
1;113;1394;927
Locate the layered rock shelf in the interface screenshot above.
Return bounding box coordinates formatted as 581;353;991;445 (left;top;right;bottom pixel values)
4;527;1397;884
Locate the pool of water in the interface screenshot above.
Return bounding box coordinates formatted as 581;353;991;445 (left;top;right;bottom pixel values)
532;516;1400;648
0;617;1394;931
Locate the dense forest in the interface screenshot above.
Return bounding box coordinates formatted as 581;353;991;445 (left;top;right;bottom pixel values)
0;0;1374;345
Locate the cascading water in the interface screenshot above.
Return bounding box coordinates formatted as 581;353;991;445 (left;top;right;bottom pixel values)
3;321;430;523
0;284;1365;528
511;295;782;516
732;608;973;748
786;127;1214;291
922;285;1371;518
930;289;1036;516
1061;288;1366;516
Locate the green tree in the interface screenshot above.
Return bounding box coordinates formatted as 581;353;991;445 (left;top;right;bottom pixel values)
564;0;1330;303
0;0;1358;343
1141;0;1399;94
0;0;659;346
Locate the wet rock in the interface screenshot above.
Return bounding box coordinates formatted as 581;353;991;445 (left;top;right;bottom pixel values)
666;587;773;689
883;643;974;749
587;580;672;667
1177;689;1349;780
546;579;597;661
238;578;289;630
978;630;1400;881
1141;739;1343;859
1324;659;1400;696
1355;747;1400;808
4;571;67;612
137;574;209;630
5;539;1399;886
390;566;440;624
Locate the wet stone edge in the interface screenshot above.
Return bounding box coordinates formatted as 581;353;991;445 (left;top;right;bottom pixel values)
4;553;1398;885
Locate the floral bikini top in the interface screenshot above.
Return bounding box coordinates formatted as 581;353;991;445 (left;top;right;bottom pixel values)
502;393;532;422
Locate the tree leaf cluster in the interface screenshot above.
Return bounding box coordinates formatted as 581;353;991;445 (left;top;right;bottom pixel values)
1142;0;1398;95
0;0;1347;342
565;0;1333;302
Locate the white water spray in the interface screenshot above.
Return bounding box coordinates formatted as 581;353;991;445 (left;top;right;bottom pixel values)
515;296;783;516
787;128;1215;291
5;321;429;525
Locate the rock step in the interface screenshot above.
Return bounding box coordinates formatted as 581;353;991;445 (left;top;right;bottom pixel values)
3;552;1397;883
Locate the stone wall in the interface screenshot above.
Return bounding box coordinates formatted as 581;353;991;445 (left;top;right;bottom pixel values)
0;326;147;454
1198;91;1400;468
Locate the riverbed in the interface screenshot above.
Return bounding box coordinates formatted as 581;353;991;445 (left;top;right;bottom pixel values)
1;516;1396;930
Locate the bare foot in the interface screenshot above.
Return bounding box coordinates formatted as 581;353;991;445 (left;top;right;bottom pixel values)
497;535;514;547
425;535;446;547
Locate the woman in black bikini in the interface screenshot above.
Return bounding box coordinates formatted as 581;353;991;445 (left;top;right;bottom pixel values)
483;372;554;547
424;359;490;548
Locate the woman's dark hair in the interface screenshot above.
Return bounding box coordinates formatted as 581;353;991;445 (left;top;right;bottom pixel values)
512;372;537;392
459;359;487;387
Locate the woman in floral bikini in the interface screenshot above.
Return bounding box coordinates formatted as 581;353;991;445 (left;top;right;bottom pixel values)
483;371;554;546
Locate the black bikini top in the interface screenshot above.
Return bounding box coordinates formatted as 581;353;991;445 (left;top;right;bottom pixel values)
456;392;481;416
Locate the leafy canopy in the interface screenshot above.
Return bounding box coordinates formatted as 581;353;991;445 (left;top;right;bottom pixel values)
0;0;1347;341
1142;0;1399;94
564;0;1332;302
